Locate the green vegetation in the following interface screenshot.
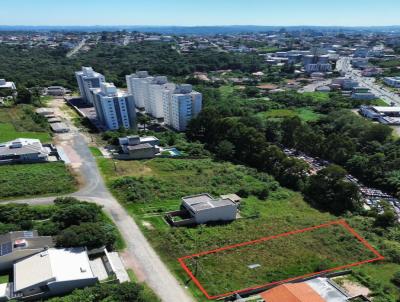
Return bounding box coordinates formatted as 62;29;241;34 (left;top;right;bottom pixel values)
0;197;121;250
0;105;51;142
0;162;76;199
184;223;376;297
89;146;103;157
0;273;9;284
258;108;322;122
47;281;160;302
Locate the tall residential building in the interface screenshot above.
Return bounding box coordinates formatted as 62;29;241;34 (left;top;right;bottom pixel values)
148;77;174;118
75;67;105;105
126;71;154;109
93;82;137;130
163;84;202;131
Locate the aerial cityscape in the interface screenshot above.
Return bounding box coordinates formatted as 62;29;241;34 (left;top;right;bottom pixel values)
0;0;400;301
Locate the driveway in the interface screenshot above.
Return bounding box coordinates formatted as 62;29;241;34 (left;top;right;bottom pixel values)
1;98;194;302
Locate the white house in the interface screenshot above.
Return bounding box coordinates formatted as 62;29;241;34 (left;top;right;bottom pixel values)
13;248;98;300
0;79;16;91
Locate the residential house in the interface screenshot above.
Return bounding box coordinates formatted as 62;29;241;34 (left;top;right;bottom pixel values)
118;135;160;159
0;139;51;164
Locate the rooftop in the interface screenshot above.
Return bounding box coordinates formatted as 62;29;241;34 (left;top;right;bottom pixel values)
182;194;236;212
14;247;94;292
260;283;325;302
0;231;53;257
0;139;48;158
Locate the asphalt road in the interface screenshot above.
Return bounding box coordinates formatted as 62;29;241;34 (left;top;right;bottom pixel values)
336;57;400;106
1;99;194;302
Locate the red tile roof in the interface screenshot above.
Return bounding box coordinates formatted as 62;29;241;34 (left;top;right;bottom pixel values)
260;283;325;302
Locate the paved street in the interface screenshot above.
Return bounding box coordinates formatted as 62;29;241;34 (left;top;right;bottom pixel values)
1;99;194;302
336;57;400;106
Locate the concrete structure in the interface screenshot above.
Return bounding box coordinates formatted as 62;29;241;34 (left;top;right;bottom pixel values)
351;58;369;69
50;122;70;133
46;86;66;96
163;84;202;131
166;193;238;226
93;82;137;130
303;55;332;74
126;71;154;109
118;135;160;159
0;231;53;271
384;77;400;88
0;139;51;164
332;78;359;91
13;247;98;300
148;77;174;118
0;79;16;90
360;105;400;125
75;67;105;105
35;108;54;117
351;87;376;101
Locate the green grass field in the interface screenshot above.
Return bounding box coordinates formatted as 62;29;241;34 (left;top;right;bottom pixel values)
258;108;322;122
0;105;52;142
183;222;378;297
0;162;77;199
0;123;51;142
98;157;398;301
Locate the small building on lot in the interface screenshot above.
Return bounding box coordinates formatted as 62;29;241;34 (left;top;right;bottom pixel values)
359;105;400;125
0;231;53;271
166;193;239;226
118;135;160;160
0;139;51;164
35;108;54;117
50;122;69;133
0;79;16;91
46;86;66;96
13;247;98;300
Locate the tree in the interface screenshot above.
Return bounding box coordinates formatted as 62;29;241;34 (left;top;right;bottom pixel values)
215;140;235;160
304;165;361;214
137;115;151;131
392;271;400;287
375;203;397;228
52;203;101;228
56;222;117;249
15;87;33;104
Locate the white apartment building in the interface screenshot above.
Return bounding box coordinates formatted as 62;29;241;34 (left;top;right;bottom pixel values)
75;67;105;105
93;82;136;130
163;84;202;131
148;77;175;118
126;71;154;109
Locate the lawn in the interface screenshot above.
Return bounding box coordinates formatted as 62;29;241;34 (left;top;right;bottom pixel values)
0;162;77;199
89;146;103;157
181;221;380;298
0;123;51;142
258;108;322;122
0;105;52;142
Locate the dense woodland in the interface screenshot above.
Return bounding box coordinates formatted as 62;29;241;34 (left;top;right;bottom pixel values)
187;88;400;216
0;42;263;89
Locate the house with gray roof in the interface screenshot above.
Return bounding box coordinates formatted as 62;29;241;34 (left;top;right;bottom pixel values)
0;139;51;164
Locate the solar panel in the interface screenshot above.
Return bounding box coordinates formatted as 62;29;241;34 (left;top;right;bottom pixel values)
23;231;34;238
0;242;12;256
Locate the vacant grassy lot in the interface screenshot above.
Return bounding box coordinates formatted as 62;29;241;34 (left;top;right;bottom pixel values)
258;108;322;122
0;162;76;199
99;157;395;301
182;222;378;298
0;105;52;142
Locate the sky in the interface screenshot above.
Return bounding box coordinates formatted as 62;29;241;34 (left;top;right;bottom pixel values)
0;0;399;27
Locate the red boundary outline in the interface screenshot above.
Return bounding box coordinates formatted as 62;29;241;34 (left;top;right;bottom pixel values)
178;220;384;300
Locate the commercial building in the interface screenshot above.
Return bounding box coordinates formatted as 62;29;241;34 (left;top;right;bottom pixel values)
118;135;160;159
93;82;137;130
126;71;154;109
166;193;238;226
0;79;16;91
0;231;53;271
0;139;51;164
360;105;400;125
75;67;105;105
384;77;400;88
303;55;332;74
351;87;376;101
163;84;202;131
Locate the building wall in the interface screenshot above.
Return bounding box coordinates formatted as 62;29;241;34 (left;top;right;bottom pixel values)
193;205;237;224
